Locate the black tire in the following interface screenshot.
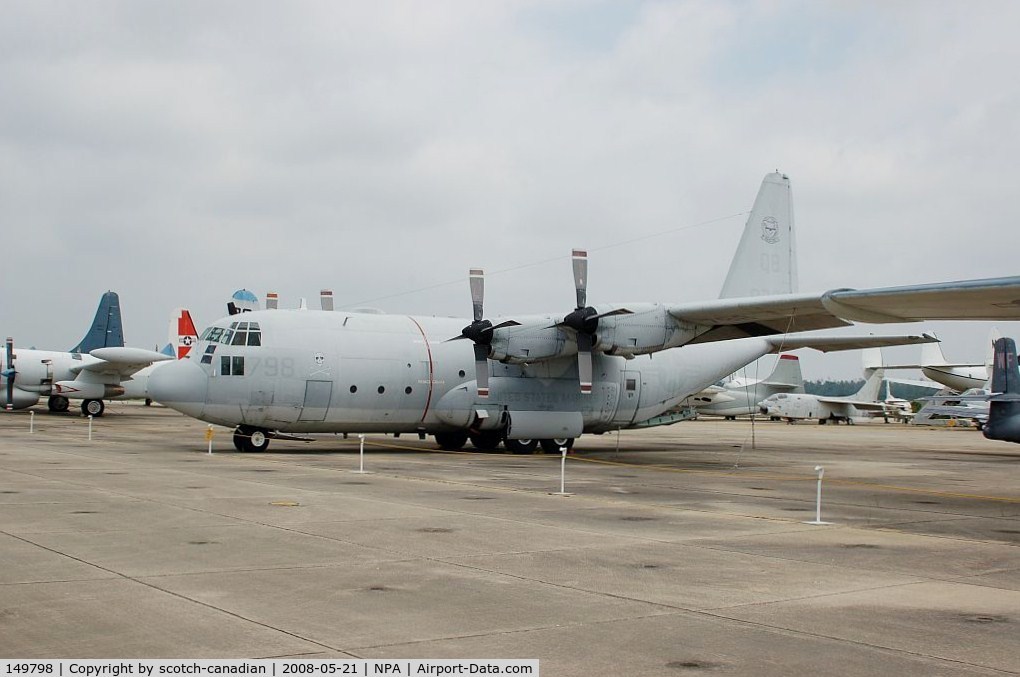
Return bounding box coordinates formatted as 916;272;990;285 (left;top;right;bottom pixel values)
48;395;70;413
504;438;538;454
82;399;105;417
234;426;270;452
540;438;574;454
469;431;502;451
434;431;469;451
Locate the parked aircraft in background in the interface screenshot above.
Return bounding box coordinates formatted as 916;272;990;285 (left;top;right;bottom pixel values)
120;309;201;405
1;293;179;416
148;173;1020;452
759;349;889;424
981;337;1020;443
686;354;804;419
884;337;992;392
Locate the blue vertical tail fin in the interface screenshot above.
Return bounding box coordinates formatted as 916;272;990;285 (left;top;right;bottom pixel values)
70;291;124;353
984;337;1020;443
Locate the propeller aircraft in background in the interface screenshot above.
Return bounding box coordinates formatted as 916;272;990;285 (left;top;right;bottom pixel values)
146;172;1014;453
1;294;197;417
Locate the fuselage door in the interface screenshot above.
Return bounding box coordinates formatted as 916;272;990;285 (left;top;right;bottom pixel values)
299;380;333;421
612;370;641;426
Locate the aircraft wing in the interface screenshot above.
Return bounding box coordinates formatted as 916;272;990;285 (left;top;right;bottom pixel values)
815;397;888;412
765;334;938;353
71;347;173;380
670;276;1020;344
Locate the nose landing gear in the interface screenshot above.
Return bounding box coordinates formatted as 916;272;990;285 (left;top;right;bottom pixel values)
233;426;271;452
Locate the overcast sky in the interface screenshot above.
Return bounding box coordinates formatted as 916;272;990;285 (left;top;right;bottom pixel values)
3;1;1018;380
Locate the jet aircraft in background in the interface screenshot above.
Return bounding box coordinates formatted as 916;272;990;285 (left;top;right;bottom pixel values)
686;354;805;419
146;172;1019;453
883;333;994;392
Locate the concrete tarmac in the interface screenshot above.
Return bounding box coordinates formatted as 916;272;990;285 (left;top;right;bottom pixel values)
1;403;1019;675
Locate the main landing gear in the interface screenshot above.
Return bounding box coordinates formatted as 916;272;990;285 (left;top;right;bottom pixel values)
82;399;104;417
47;395;70;413
433;432;575;455
233;426;271;453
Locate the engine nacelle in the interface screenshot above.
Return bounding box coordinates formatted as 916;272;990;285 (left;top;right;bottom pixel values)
489;326;568;364
594;304;688;358
0;385;41;410
54;381;125;400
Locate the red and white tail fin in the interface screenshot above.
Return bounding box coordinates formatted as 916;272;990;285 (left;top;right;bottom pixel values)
169;309;200;360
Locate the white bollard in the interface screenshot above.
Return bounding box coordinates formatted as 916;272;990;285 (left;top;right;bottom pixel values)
29;411;34;433
551;446;572;496
206;425;214;454
804;465;832;525
88;415;93;441
353;434;368;474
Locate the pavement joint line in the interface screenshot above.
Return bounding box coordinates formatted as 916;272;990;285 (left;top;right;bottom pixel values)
691;607;1020;675
2;528;347;655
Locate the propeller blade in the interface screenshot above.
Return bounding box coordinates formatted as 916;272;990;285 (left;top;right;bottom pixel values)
576;332;593;395
572;249;587;310
470;269;484;323
4;337;13;411
473;343;490;398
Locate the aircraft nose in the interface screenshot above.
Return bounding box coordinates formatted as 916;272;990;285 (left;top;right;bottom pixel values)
148;358;208;417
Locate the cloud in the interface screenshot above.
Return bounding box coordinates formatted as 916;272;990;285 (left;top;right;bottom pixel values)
2;1;1018;377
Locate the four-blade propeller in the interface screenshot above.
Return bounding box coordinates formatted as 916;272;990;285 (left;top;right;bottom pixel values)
555;250;631;394
451;269;519;398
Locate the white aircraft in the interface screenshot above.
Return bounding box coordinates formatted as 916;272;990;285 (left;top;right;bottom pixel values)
148;173;1020;452
883;334;993;392
1;294;185;417
117;309;201;405
759;349;891;424
686;354;804;419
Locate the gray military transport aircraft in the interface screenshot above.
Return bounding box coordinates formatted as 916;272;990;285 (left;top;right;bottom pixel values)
148;173;1020;452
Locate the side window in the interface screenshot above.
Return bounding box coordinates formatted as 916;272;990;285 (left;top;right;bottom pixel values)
221;356;231;375
232;356;244;376
625;378;637;392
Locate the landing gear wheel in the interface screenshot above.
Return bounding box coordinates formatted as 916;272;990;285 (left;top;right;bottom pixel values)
540;438;574;454
234;426;271;452
82;399;105;417
434;431;469;451
469;431;502;451
48;395;69;413
504;438;538;454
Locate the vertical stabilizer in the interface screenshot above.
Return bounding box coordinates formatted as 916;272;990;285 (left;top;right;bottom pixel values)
921;339;948;367
70;291;124;353
719;172;797;299
984;337;1020;443
167;309;199;360
763;354;804;391
852;365;885;401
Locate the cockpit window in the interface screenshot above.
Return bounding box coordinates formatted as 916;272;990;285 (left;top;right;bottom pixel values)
201;322;261;346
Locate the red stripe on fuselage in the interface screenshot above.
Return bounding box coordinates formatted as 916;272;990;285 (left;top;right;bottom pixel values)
408;317;435;423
